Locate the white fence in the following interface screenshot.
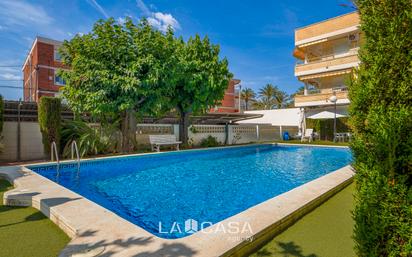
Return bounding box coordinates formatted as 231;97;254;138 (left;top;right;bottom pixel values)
0;122;298;162
135;123;299;146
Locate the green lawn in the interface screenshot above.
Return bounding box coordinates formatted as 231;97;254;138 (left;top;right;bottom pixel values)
0;180;70;257
250;183;355;257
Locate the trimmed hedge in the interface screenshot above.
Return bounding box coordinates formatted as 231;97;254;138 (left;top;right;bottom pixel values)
38;97;62;157
350;1;412;256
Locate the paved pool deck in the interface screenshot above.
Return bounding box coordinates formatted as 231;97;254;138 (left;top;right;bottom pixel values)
0;145;354;257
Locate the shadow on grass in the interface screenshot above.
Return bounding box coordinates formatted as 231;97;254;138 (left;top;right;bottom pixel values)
0;209;46;228
254;241;318;257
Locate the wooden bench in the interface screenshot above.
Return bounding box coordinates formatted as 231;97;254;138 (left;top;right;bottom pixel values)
149;135;182;152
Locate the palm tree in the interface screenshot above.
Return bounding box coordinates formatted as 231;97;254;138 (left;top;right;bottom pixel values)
273;90;289;109
257;84;290;109
241;88;256;110
286;86;305;107
258;84;277;109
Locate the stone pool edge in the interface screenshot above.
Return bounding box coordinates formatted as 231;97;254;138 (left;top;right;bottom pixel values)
0;150;354;257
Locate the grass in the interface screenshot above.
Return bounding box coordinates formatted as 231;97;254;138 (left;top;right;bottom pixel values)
250;183;355;257
0;179;70;257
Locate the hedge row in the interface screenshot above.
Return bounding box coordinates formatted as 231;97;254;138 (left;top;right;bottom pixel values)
38;97;62;157
350;1;412;256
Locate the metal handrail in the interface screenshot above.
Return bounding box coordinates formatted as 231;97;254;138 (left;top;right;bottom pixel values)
71;140;80;164
51;141;59;164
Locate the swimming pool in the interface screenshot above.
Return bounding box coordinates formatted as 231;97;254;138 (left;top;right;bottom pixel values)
28;144;351;239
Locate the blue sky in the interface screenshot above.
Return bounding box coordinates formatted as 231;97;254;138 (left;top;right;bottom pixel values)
0;0;355;100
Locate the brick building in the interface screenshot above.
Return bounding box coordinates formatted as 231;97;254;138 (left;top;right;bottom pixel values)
210;79;241;113
22;37;68;102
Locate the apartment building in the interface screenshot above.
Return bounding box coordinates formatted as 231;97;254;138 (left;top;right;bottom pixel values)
22;37;68;102
210;79;241;113
293;12;361;120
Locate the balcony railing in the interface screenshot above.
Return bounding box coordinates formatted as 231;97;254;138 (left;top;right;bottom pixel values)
295;53;359;75
295;89;349;106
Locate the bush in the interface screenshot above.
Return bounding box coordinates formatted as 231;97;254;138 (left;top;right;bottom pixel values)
61;119;119;157
199;135;221;147
38;97;61;157
350;1;412;256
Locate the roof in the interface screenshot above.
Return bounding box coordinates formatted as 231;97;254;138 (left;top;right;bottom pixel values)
142;112;263;125
295;11;359;31
22;36;64;70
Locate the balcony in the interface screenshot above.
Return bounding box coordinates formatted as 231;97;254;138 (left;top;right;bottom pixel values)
295;53;359;77
295;12;360;46
294;88;349;107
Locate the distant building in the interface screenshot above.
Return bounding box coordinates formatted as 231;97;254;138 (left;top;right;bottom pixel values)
22;37;68;102
293;11;361;120
210;79;241;113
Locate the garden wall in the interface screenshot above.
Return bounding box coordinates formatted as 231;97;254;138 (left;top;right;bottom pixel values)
0;121;45;162
0;121;298;162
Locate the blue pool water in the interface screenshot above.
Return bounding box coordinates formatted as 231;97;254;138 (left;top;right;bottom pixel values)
28;144;351;239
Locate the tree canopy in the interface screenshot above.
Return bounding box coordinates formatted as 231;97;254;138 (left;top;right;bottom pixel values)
59;17;232;147
165;35;232;144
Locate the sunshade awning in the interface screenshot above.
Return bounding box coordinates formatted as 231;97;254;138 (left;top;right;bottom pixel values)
299;69;352;81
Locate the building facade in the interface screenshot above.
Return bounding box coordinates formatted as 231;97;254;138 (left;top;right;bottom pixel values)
293;12;361;121
210;79;241;113
22;37;68;102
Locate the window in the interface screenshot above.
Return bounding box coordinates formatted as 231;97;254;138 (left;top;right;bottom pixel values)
54;49;62;61
54;75;66;86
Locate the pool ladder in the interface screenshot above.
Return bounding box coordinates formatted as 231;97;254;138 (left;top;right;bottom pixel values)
51;141;60;178
51;141;81;178
71;140;80;166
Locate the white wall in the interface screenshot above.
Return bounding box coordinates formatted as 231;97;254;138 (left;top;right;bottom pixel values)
238;108;303;127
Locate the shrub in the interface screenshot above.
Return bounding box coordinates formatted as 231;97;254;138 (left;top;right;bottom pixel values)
199;135;221;147
350;1;412;256
38;97;61;156
61;119;119;157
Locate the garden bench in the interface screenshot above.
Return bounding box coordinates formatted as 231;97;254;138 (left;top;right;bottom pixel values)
149;135;182;152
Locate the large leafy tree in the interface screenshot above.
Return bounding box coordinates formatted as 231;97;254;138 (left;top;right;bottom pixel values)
168;35;232;144
241;88;256;110
350;1;412;256
59;18;174;151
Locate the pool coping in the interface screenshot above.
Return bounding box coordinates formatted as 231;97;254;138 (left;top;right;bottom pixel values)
0;144;354;257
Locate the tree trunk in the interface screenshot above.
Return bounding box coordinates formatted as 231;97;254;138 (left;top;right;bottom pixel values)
121;111;129;152
120;109;137;152
178;107;190;145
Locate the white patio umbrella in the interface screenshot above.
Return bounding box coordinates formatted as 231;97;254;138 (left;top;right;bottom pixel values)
306;110;347;120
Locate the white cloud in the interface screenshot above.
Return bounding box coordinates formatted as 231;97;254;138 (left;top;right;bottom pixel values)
86;0;109;19
0;73;21;80
136;0;180;32
0;0;53;26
